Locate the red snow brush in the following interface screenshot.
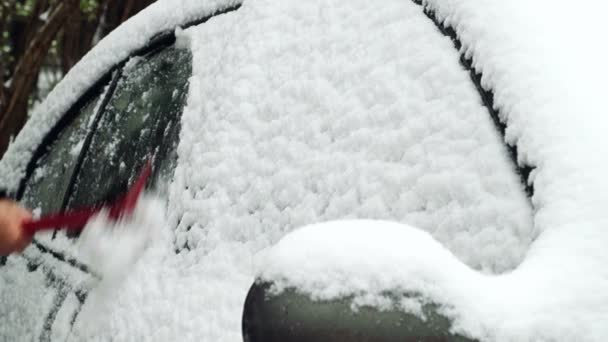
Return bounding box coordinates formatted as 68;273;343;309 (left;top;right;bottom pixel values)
22;160;153;236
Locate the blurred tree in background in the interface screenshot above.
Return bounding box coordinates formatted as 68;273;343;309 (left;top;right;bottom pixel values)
0;0;155;157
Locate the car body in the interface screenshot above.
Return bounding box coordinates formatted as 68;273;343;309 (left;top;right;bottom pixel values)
1;0;607;341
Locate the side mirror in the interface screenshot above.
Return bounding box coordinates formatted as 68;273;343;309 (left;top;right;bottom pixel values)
241;220;478;342
242;280;476;342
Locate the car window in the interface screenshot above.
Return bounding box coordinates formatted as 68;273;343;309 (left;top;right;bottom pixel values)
66;44;191;211
20;87;107;215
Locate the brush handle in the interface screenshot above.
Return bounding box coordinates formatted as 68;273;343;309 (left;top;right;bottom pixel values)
22;207;101;235
21;160;152;236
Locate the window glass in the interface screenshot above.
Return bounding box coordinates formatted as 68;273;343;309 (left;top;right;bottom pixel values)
20;88;106;215
66;45;191;210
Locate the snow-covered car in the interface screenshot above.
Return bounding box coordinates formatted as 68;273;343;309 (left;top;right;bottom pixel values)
1;0;607;341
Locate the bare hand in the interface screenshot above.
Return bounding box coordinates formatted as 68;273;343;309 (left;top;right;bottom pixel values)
0;200;33;256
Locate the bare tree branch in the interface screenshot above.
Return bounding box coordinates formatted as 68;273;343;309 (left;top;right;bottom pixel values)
0;0;79;155
0;0;156;157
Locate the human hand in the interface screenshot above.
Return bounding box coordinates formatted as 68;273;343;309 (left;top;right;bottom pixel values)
0;199;33;256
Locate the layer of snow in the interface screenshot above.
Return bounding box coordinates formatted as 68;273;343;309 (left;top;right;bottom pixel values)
257;0;608;341
172;0;532;274
168;0;533;339
0;257;60;340
0;0;241;193
0;242;92;341
75;197;167;283
259;220;608;341
423;0;608;234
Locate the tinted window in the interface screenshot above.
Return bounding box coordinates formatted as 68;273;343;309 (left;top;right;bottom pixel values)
20;88;106;215
67;45;191;210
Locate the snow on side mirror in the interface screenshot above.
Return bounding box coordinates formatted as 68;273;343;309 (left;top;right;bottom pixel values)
242;220;480;342
242;281;477;342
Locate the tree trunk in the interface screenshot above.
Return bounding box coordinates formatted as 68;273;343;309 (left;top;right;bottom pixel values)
60;0;107;74
101;0;152;37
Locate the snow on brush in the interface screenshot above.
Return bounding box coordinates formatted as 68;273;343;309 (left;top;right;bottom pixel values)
75;196;168;283
69;198;251;342
0;195;169;341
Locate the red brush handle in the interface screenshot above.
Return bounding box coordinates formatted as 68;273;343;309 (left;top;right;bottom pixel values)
109;160;152;219
22;206;102;236
22;160;152;236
